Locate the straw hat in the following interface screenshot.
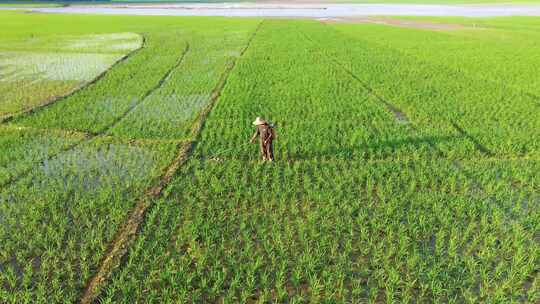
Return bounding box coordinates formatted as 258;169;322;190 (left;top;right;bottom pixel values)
252;117;267;125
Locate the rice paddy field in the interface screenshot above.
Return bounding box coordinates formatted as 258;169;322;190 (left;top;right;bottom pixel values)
0;9;539;303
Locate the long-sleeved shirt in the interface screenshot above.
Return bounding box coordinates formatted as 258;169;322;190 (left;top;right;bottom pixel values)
252;124;274;144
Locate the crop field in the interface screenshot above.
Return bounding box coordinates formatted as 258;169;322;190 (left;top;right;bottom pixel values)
0;28;141;120
0;10;539;304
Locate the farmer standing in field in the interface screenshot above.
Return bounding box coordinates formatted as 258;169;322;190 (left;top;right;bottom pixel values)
250;117;276;161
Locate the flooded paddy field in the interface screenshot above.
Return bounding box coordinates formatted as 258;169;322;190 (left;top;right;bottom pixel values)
1;9;539;304
7;3;540;17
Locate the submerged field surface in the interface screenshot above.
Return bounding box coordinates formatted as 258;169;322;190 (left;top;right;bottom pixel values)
0;11;539;303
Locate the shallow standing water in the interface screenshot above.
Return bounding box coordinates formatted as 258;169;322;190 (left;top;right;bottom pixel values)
9;3;540;17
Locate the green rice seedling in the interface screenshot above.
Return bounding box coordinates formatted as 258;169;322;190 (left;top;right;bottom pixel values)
102;158;539;303
0;138;177;303
108;24;259;140
0;31;142;118
344;16;540;97
305;21;540;157
12;32;184;132
99;19;539;303
1;12;262;303
2;12;539;304
0;126;85;187
195;20;472;162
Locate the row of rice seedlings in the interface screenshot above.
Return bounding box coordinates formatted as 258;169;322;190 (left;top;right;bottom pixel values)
0;51;123;82
0;17;263;303
11;31;184;133
98;21;538;303
0;31;176;192
0;31;139;54
0;126;86;187
0;80;77;118
9;18;260;134
0;32;142;118
2;15;538;303
0;137;178;303
345;18;540;97
108;22;260;141
1;18;256;190
100;158;539;303
459;158;540;221
305;22;540;157
194;20;476;162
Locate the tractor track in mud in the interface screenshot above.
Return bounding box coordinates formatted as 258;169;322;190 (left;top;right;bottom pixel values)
0;43;190;192
78;20;263;304
0;36;146;125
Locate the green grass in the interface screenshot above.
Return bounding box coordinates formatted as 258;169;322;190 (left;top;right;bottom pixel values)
1;11;539;304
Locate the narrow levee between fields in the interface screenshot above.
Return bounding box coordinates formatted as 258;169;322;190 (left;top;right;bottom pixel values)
0;40;190;192
0;33;144;123
2;15;539;304
2;18;263;304
79;20;264;304
94;19;540;303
